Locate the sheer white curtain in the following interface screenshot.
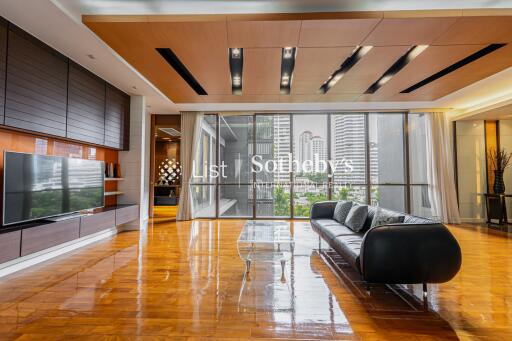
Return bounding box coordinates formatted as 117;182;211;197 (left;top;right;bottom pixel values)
177;112;203;221
425;112;461;224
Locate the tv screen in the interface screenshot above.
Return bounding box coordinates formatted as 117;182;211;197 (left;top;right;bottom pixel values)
3;152;104;226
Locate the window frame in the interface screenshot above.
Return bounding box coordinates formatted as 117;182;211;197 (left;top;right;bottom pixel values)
191;111;429;219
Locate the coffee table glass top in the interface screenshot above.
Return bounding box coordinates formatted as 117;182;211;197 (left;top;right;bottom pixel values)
238;220;294;244
237;221;295;264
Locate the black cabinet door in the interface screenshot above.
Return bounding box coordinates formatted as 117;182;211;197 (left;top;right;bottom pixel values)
0;18;7;122
4;25;68;137
67;62;106;145
105;84;129;149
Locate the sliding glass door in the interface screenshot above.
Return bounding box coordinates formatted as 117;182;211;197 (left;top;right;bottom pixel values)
191;112;431;219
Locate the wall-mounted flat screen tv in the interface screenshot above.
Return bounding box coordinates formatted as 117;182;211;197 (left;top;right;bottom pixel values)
3;152;104;226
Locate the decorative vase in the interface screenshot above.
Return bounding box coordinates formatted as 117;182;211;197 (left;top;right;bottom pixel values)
493;170;505;194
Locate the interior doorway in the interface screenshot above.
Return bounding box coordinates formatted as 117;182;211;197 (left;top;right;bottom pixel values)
150;114;181;220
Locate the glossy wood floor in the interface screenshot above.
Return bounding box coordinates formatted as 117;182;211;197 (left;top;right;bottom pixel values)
153;206;178;219
0;220;510;340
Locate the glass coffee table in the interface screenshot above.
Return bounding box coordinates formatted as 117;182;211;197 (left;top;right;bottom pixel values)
237;221;295;282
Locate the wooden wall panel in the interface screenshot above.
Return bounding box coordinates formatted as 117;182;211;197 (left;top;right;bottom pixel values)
105;84;129;149
67;62;106;145
5;25;68;137
0;18;7;122
485;121;498;193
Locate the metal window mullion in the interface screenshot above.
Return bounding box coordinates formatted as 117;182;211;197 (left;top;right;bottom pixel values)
365;113;371;205
327;113;332;200
252;114;257;219
404;112;411;213
215;114;220;219
290;113;294;218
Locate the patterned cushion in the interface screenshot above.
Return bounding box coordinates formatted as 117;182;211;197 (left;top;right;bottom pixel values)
344;204;368;232
333;201;352;224
370;207;405;228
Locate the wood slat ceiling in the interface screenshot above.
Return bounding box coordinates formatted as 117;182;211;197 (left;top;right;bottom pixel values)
84;12;512;104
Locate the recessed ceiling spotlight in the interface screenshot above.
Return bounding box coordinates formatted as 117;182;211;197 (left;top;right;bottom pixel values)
283;47;294;59
319;45;372;94
365;45;428;94
86;54;95;60
132;86;137;90
231;48;241;59
280;47;297;94
229;48;244;95
232;75;241;86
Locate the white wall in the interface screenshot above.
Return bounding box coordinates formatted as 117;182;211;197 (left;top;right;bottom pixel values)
456;120;486;222
118;96;151;230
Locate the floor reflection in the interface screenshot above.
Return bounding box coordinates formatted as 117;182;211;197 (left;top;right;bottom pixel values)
0;220;509;339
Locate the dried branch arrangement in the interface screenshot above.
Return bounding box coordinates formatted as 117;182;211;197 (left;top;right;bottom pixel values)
489;148;512;171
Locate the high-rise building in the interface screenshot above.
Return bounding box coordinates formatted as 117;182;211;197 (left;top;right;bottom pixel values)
311;135;327;162
297;130;313;166
273;115;291;183
332;115;368;184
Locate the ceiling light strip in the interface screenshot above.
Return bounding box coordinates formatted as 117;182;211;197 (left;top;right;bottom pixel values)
280;47;297;95
365;45;428;94
156;48;207;95
319;46;372;94
401;43;507;93
229;48;243;95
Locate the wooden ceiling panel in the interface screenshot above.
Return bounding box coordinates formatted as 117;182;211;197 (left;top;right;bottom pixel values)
299;19;380;47
434;17;512;44
243;48;282;95
227;20;301;47
363;17;458;46
206;94;280;103
329;46;410;94
279;93;360;102
373;44;486;99
85;22;203;103
389;43;512;101
291;47;355;94
150;22;231;95
84;14;512;104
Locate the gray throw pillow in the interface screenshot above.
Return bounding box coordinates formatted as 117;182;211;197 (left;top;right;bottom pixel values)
333;201;352;224
344;204;368;232
370;207;405;228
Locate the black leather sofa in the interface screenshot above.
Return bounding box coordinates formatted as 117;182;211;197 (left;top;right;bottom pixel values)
310;201;462;286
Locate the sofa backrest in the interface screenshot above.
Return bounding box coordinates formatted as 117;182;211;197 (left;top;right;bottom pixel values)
362;205;435;231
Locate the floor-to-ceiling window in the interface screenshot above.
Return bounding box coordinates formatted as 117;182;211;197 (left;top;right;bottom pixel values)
192;112;430;219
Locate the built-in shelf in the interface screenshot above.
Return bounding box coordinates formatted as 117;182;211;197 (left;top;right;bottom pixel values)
105;178;124;181
105;191;123;196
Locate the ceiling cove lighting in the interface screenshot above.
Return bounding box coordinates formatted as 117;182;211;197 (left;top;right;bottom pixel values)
365;45;428;94
280;47;297;94
319;46;372;94
401;43;507;93
229;48;243;95
156;48;207;95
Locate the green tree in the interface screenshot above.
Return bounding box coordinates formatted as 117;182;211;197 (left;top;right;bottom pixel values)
273;185;290;216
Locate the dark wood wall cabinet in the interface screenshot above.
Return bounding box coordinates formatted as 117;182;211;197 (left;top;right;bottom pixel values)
0;18;130;151
67;62;106;145
0;18;7;124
